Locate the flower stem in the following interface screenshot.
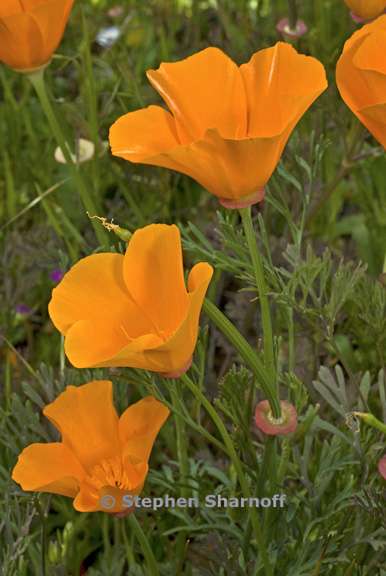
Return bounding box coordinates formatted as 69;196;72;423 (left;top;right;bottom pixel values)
180;373;273;576
128;515;159;576
203;299;280;416
239;207;279;417
170;385;190;497
169;384;189;572
288;0;298;29
27;68;108;246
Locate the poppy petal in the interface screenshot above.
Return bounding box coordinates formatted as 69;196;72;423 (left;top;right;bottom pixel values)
353;29;386;76
146;47;247;143
0;12;44;70
344;0;386;20
29;0;74;63
109;105;179;161
91;261;212;373
139;261;213;373
240;42;327;137
336;16;386;149
119;396;170;462
43;381;120;471
64;322;163;368
123;224;189;335
49;254;126;333
12;442;84;497
123;128;286;201
74;461;148;513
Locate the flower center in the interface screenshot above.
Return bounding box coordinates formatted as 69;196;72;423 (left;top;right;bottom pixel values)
84;457;131;496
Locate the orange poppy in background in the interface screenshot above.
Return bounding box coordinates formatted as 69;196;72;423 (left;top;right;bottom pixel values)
0;0;74;71
109;43;327;209
48;224;213;376
344;0;386;20
336;15;386;149
12;381;170;513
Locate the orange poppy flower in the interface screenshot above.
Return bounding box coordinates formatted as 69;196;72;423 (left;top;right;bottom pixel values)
109;44;327;209
344;0;386;20
12;381;170;513
0;0;74;72
48;223;213;376
336;15;386;149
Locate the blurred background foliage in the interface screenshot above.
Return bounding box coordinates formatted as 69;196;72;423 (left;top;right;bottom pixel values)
0;0;385;574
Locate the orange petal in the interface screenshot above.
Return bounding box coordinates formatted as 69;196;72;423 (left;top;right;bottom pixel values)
119;396;170;462
74;462;147;513
146;47;247;143
29;0;74;65
240;42;327;137
140;261;213;373
49;253;156;367
43;381;120;471
0;1;29;18
0;0;74;70
49;253;125;334
357;103;386;149
344;0;386;19
0;12;44;70
336;34;374;111
353;29;386;76
123;224;189;335
90;261;212;373
336;16;386;149
352;29;386;106
109;105;179;161
122;128;288;201
12;442;84;497
64;322;163;368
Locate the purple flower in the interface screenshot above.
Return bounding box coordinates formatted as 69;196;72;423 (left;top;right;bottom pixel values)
50;269;64;283
15;304;32;316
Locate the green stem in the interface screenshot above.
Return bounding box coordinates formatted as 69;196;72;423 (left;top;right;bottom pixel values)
180;373;273;576
4;350;11;410
170;386;189;497
121;521;135;567
287;307;295;374
36;497;48;576
203;299;280;416
169;385;189;573
353;412;386;435
239;208;279;417
27;68;108;246
129;515;159;576
288;0;298;29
